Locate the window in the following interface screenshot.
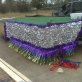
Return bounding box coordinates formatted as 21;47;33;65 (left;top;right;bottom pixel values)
73;2;82;11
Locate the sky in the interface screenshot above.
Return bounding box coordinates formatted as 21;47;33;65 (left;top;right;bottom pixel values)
2;0;51;3
2;0;5;3
1;0;31;3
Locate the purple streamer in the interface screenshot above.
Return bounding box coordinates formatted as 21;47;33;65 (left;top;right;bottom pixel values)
4;22;9;41
4;19;82;28
10;37;76;58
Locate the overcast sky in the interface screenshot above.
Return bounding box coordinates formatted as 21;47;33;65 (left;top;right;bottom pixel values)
2;0;5;3
2;0;51;3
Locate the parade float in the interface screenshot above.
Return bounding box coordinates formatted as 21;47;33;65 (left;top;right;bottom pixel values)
4;15;82;65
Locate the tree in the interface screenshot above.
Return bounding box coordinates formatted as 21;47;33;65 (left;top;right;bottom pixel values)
44;0;48;5
17;0;30;12
0;0;2;4
50;0;56;4
5;0;14;12
31;0;43;9
0;0;7;13
50;0;74;4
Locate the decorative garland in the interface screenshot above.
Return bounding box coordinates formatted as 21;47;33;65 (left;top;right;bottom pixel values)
8;37;75;65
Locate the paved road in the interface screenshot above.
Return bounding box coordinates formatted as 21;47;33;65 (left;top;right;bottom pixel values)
0;68;15;82
0;34;82;82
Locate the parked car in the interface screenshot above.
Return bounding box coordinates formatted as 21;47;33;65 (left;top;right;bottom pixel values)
52;1;82;16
